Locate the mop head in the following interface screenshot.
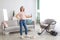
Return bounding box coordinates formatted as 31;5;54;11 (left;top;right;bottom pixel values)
49;31;58;36
38;33;41;35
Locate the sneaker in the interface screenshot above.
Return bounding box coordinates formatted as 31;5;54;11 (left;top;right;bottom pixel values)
30;36;36;39
20;35;24;39
25;35;36;39
24;35;31;38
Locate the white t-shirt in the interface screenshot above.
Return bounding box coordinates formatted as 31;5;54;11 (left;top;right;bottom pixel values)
18;12;26;20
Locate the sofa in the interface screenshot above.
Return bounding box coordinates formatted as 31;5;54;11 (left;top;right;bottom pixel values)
2;19;35;35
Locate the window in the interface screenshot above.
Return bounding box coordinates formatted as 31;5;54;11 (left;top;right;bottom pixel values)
3;9;8;21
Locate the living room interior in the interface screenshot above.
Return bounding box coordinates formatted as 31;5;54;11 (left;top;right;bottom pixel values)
0;0;60;40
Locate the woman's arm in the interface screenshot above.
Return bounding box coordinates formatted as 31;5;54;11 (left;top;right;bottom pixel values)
16;14;20;19
25;15;32;18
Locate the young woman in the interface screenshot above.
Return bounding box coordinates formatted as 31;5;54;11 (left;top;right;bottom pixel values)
16;6;32;38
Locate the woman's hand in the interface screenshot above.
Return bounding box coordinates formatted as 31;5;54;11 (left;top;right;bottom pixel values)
16;14;20;19
26;14;32;18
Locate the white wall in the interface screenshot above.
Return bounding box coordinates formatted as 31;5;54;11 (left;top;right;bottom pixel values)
0;0;4;33
40;0;60;32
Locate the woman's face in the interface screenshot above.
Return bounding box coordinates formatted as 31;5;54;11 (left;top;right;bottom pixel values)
20;6;25;12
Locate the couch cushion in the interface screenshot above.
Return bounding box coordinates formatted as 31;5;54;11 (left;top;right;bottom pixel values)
26;19;33;25
7;20;19;27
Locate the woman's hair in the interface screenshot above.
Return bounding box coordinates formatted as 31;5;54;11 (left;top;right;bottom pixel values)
20;6;25;12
